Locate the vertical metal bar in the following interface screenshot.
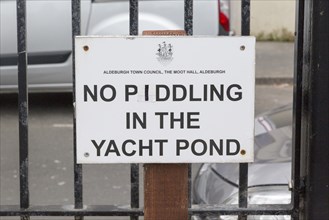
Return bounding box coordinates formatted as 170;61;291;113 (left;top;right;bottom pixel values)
291;0;304;219
72;1;83;220
300;0;329;219
16;0;30;219
188;164;192;220
130;164;139;220
239;1;250;220
129;1;139;220
241;0;250;36
184;2;193;218
238;164;248;220
184;0;193;36
129;0;138;36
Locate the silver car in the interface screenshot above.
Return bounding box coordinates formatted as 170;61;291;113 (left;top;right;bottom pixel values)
193;104;293;220
0;0;231;92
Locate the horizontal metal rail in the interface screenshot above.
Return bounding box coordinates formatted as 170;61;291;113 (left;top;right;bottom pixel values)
0;205;143;216
0;204;293;216
190;204;294;215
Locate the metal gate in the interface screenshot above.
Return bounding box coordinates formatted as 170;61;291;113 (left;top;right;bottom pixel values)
0;0;328;219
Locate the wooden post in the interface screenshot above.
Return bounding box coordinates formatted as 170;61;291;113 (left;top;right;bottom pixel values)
144;164;188;220
143;30;188;220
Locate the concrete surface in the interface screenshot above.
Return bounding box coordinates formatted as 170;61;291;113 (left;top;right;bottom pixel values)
256;41;294;84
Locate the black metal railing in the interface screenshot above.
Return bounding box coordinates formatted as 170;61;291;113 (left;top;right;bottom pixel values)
0;0;304;219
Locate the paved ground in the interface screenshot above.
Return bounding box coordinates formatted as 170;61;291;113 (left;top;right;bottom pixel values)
256;42;294;83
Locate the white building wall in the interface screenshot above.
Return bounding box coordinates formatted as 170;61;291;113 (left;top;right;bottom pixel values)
230;0;296;38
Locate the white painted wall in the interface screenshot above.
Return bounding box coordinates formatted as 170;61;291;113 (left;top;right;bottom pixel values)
230;0;296;37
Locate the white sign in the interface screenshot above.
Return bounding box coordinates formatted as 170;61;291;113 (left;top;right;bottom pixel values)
75;36;255;164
